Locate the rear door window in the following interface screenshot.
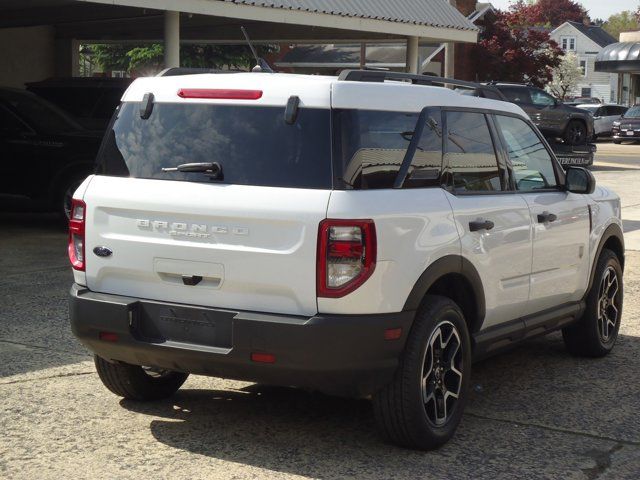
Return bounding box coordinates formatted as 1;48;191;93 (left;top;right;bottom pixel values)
97;102;332;189
444;111;504;192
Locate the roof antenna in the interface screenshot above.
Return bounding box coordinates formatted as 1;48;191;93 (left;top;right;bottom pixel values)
241;26;274;73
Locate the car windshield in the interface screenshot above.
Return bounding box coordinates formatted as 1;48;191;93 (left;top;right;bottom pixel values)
624;106;640;118
0;89;83;134
96;102;332;189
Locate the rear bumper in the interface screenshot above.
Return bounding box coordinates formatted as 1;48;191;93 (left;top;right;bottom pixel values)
69;285;414;397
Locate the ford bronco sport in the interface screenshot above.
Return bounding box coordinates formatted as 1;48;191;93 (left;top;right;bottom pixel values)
69;70;624;450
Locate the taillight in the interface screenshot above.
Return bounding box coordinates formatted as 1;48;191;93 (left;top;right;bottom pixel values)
317;219;376;298
68;199;86;271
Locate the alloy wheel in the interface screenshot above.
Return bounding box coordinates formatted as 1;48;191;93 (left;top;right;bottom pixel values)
420;320;463;426
597;266;620;342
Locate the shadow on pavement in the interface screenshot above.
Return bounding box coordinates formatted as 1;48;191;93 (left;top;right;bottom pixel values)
119;332;640;478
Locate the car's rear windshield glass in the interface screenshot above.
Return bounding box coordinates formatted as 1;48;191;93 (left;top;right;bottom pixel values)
96;102;332;189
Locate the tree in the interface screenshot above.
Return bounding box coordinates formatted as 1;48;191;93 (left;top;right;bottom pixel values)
602;11;639;40
547;51;582;100
505;0;589;28
88;43;276;76
471;11;564;87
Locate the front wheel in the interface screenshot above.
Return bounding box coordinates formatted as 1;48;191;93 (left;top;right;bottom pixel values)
372;295;471;450
564;120;587;145
562;249;623;357
94;355;189;401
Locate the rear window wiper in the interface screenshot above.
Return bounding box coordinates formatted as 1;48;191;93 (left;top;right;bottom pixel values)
161;162;223;180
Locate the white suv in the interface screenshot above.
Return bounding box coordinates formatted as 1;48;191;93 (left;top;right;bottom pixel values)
69;70;624;450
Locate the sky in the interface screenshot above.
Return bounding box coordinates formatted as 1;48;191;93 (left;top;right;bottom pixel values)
488;0;637;21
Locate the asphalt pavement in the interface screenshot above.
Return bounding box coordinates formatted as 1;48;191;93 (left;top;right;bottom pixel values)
1;143;640;479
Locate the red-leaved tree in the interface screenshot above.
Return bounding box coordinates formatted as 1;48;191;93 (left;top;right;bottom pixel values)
471;11;564;87
505;0;589;28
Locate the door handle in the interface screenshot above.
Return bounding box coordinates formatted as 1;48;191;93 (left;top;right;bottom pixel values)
469;219;495;232
537;211;558;224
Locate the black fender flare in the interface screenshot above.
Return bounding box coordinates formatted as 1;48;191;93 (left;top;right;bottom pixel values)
402;255;486;333
47;160;95;204
585;223;625;295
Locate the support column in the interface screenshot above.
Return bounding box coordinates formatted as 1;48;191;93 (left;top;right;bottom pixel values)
406;36;419;74
444;42;455;78
164;10;180;68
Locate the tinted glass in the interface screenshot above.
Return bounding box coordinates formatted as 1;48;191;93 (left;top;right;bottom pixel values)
497;86;532;104
97;102;332;189
495;115;558;191
404;110;444;188
444;111;502;192
530;89;555;107
333;109;418;189
0;106;28;135
0;90;82;134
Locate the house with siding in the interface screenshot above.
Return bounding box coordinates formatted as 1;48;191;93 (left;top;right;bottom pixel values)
550;21;618;102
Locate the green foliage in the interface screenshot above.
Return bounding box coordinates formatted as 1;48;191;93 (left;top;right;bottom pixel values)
86;43;277;75
602;11;639;41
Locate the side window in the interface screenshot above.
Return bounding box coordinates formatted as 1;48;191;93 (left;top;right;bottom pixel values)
403;110;443;189
0;106;28;135
498;87;532;104
596;107;607;117
529;89;555;107
444;111;503;192
335;109;419;189
495;115;558;192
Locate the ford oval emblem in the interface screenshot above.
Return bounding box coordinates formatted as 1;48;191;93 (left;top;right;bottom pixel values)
93;246;113;258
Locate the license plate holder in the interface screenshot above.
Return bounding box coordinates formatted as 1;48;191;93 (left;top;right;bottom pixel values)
135;302;234;348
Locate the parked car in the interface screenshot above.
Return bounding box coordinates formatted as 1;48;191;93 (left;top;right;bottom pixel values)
69;70;624;451
26;77;131;130
577;104;628;138
612;105;640;144
572;97;602;104
0;87;101;218
489;83;594;145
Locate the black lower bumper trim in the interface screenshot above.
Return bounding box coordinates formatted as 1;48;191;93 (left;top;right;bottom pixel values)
69;285;414;397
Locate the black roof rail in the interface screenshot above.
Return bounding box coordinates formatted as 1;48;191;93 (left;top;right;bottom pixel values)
337;70;505;99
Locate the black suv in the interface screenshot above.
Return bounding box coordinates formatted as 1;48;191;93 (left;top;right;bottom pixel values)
490;83;594;145
0;88;101;218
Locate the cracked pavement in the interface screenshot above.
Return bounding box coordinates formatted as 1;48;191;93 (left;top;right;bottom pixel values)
2;144;640;479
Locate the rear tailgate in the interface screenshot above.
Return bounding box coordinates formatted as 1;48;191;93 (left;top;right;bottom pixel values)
84;176;329;316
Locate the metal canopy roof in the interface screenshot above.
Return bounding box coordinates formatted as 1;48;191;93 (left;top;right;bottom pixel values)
0;0;477;43
595;42;640;73
224;0;477;30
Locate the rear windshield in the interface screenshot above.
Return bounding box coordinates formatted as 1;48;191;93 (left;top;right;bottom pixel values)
96;102;332;189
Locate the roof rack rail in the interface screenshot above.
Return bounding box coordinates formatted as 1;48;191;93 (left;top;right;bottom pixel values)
157;67;224;77
337;70;505;99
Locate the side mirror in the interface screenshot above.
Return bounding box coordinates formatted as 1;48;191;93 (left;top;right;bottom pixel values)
565;166;595;194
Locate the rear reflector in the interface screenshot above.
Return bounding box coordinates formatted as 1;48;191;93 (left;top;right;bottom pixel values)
251;352;276;364
177;89;263;100
384;328;403;341
99;332;119;342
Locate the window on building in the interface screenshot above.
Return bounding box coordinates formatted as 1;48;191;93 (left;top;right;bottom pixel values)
579;59;587;76
561;36;576;51
581;87;592;98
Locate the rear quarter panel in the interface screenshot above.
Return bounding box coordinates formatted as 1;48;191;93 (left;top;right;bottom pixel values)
320;188;460;314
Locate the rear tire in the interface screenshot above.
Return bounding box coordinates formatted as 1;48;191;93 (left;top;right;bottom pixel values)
613;140;621;145
372;295;471;450
94;355;189;401
562;249;623;357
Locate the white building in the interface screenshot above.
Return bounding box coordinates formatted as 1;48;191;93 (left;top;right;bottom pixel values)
550;21;618;102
